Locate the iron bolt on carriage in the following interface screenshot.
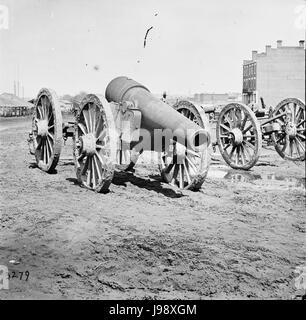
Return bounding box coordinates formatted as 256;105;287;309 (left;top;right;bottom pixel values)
172;98;305;170
28;77;211;192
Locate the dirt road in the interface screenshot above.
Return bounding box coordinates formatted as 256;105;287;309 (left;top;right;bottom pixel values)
0;117;305;299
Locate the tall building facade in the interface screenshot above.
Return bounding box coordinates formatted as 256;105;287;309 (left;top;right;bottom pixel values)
242;40;305;108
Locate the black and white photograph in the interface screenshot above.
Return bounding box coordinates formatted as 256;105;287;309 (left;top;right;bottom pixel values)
0;0;305;304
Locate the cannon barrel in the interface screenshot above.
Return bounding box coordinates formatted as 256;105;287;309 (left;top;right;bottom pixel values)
105;76;210;150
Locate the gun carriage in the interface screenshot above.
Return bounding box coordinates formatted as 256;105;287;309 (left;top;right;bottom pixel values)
172;98;305;170
28;77;211;192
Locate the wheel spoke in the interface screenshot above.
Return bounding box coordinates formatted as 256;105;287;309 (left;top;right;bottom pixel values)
91;106;96;133
240;145;247;165
46;104;52;121
276;134;285;144
93;154;102;180
297;133;306;140
95;151;106;166
240;113;248;130
46;136;53;156
297;119;305;127
95;116;104;137
78;123;87;135
229;145;236;160
235;109;243;128
42;97;48;119
235;145;240;165
289;139;294;157
179;165;184;189
291;103;296;123
295;105;302;123
233;109;240;128
37;106;43;119
183;160;191;184
275;118;285;127
97;128;107;141
242;123;253;134
224;114;232;128
81;156;90;175
294;138;302;158
45;139;50;163
77;154;85;162
40;100;45;119
48;113;54;126
296;137;305;152
48;132;54;140
187;149;200;158
223;142;231;150
186;156;197;174
83;109;91;132
43;140;47;163
91;157;96;189
243;140;255;150
242;141;252;158
220;123;231;132
273;111;288;122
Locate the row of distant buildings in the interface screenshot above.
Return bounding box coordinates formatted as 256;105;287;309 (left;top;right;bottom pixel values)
0;94;73;117
0;93;34;117
1;40;304;116
192;93;242;104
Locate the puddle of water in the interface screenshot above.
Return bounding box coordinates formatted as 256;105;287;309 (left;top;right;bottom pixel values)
207;165;305;190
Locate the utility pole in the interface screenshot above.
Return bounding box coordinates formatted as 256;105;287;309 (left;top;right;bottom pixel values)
17;64;20;97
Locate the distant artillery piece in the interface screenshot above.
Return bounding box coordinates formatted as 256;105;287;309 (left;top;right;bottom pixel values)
28;77;211;192
171;97;305;170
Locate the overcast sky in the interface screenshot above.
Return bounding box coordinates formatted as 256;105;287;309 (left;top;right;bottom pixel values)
0;0;305;98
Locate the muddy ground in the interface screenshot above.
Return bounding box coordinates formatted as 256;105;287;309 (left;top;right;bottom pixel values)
0;116;305;300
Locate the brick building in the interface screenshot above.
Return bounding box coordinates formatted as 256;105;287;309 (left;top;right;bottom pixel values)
242;40;305;108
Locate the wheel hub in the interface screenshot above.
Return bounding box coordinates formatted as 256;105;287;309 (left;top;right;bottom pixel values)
285;122;297;139
80;133;96;155
36;119;49;137
230;128;243;145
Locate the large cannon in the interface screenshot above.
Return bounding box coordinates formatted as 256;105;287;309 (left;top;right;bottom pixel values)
28;77;211;192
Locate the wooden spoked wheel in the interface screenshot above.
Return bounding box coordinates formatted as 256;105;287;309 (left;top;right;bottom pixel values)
216;103;262;170
159;100;211;191
271;98;305;161
73;94;116;192
31;88;62;172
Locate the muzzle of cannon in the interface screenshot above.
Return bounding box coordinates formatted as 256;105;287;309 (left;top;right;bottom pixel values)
27;77;212;193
